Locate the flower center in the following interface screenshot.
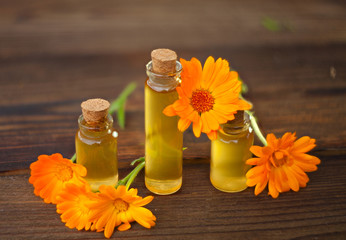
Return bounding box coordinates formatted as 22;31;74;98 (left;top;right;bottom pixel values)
190;89;215;113
56;164;73;181
271;150;288;167
114;199;129;212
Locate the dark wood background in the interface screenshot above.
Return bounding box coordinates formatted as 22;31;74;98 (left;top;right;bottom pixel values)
1;0;346;239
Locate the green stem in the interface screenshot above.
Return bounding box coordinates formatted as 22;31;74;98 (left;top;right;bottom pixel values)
131;157;145;166
115;157;145;188
70;153;76;163
125;161;145;190
246;110;267;146
116;173;131;187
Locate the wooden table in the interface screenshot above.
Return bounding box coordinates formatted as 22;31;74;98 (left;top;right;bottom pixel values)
1;0;346;239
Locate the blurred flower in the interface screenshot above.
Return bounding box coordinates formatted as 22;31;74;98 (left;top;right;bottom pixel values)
88;185;156;238
246;132;321;198
56;183;97;231
29;153;87;204
163;56;251;140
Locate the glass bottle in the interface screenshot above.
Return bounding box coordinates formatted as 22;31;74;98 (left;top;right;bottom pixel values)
145;49;183;195
210;111;254;192
75;99;118;192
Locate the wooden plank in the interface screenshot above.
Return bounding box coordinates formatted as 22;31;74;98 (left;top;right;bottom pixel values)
0;150;346;239
1;44;345;171
1;0;346;238
0;0;345;56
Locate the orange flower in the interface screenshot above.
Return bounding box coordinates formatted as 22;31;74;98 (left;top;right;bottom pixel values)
56;183;97;231
88;185;156;238
246;132;321;198
29;153;87;204
163;56;251;140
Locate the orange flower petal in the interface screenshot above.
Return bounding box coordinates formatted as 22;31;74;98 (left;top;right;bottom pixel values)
104;210;117;238
163;104;177;117
178;118;191;132
201;113;211;133
234;98;252;110
246;172;267;187
273;169;283;193
118;223;131;231
201;56;215;89
254;177;268;196
293;160;318;172
250;145;264;157
268;171;279;198
190;57;203;88
187;110;199;123
291;152;321;165
209;59;231;91
246;165;266;179
130;208;152;229
203;111;219;131
176;86;186;98
192;116;202;138
209;109;228;124
266;133;277;147
246;157;260;165
290;165;309;187
207;130;218;140
134;196;154;207
283;166;300;192
280;132;296;148
95;206;114;230
291;136;316;153
277;168;290;192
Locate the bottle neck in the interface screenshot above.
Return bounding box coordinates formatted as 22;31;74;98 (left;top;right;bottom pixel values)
78;114;113;138
146;60;182;92
221;112;250;135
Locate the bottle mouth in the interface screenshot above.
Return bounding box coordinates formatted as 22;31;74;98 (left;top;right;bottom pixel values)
220;112;251;135
146;60;182;77
78;114;113;132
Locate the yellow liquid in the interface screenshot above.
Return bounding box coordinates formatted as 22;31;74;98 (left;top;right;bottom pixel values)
210;128;254;192
75;128;118;192
145;81;183;195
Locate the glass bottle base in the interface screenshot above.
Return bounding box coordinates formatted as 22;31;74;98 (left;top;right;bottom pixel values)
145;177;182;195
85;175;118;192
210;176;248;193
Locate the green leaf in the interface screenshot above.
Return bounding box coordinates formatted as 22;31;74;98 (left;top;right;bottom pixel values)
109;82;137;115
239;77;248;95
109;82;137;128
261;16;281;32
117;102;126;129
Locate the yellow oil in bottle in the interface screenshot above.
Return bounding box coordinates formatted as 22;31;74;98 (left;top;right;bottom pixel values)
145;80;183;195
76;114;118;192
210;112;254;192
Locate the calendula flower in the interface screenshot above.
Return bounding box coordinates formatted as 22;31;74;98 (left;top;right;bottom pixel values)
88;185;156;238
163;56;251;140
56;183;97;231
29;153;87;204
246;132;321;198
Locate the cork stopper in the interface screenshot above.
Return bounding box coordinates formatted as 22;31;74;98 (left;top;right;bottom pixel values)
230;110;244;125
151;48;177;74
81;98;110;123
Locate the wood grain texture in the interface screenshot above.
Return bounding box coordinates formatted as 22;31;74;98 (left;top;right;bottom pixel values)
0;0;346;239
